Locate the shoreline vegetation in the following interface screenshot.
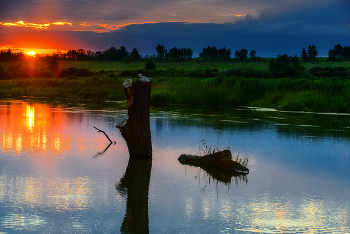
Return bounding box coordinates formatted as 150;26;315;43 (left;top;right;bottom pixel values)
1;59;350;113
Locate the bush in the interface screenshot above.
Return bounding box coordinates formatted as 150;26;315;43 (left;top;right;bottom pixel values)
59;67;94;77
269;54;305;78
0;65;12;80
13;66;39;78
46;57;59;72
309;66;349;78
145;60;156;70
120;69;137;77
38;68;55;78
123;57;131;64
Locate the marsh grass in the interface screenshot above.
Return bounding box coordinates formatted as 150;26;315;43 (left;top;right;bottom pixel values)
1;60;350;113
198;139;249;168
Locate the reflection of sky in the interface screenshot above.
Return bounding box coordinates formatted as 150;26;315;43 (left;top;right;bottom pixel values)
0;100;350;233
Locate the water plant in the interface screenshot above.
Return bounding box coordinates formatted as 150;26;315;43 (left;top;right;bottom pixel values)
198;139;248;168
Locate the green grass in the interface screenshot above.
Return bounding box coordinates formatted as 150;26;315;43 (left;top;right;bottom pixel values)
1;59;350;113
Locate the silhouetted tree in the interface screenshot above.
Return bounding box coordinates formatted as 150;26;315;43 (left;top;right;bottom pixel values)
200;46;230;59
235;49;248;61
130;48;141;61
218;47;231;59
156;44;166;60
328;44;344;61
301;47;308;61
308;45;318;61
185;47;193;59
118;46;129;60
67;50;78;59
103;47;118;61
344;46;350;61
249;50;257;60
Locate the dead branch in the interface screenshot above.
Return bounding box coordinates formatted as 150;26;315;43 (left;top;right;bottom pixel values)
93;126;116;144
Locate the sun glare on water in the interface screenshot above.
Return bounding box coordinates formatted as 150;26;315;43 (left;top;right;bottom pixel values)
27;51;36;56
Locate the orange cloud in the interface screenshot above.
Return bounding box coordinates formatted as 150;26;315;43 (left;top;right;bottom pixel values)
0;21;72;29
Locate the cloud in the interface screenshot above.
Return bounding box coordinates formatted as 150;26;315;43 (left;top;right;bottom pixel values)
1;0;338;28
0;0;349;57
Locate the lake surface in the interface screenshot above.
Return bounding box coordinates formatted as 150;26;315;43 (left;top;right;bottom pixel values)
0;99;349;233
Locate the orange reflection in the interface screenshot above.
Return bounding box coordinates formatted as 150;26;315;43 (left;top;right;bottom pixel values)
0;101;69;156
0;100;119;157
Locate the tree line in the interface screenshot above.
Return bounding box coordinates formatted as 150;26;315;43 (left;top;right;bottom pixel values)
1;43;350;61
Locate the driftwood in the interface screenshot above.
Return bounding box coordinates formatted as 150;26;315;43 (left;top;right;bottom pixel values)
116;74;152;158
178;149;249;174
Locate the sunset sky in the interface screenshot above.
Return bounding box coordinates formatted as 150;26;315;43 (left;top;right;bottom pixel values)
0;0;349;57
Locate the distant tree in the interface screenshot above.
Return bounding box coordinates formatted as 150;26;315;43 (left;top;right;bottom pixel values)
76;49;87;60
130;48;141;61
86;50;94;59
307;45;318;61
249;50;257;60
156;44;166;60
218;47;231;59
118;46;129;60
235;49;248;61
328;44;344;61
344;46;350;61
184;47;193;59
103;47;118;61
67;50;78;60
333;44;344;58
200;46;230;59
200;46;220;59
301;47;308;61
95;51;103;60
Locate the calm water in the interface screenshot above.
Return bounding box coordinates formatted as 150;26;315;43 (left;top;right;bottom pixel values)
0;99;349;233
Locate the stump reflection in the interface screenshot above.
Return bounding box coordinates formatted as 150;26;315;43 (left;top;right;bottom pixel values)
116;157;152;234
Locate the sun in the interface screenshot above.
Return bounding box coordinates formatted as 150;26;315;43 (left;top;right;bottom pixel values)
27;51;36;56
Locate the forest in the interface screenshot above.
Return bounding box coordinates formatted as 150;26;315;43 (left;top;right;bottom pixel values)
1;43;350;62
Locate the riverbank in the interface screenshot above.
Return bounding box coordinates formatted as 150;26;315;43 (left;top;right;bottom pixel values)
1;60;350;113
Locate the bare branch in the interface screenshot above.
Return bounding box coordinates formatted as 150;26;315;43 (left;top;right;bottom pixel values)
93;126;115;144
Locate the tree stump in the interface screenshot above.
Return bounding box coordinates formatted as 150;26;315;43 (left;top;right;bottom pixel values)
116;74;152;158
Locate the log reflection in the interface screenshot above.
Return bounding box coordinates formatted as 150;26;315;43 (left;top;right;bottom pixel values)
116;158;152;234
194;165;248;186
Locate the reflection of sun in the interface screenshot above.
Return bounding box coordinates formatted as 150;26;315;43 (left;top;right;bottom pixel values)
27;51;36;56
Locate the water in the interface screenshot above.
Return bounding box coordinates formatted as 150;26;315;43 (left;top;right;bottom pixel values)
0;99;349;233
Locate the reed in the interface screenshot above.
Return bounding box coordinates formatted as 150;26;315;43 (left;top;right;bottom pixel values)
1;60;350;113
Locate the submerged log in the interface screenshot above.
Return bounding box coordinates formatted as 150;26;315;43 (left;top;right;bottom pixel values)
178;149;249;174
116;74;152;158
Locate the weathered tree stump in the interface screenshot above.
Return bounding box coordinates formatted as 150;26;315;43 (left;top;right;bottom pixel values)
116;74;152;158
178;150;249;174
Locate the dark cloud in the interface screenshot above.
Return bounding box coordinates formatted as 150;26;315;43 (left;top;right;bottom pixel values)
0;0;349;57
72;18;349;57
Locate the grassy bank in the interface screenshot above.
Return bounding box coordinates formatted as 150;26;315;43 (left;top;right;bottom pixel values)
1;60;350;113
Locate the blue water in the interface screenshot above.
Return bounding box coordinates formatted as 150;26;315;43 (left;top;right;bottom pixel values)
0;99;349;233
